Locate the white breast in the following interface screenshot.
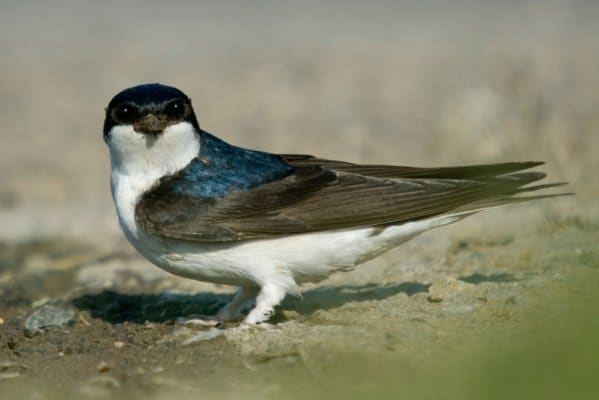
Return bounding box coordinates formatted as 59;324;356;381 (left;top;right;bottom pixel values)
107;122;200;240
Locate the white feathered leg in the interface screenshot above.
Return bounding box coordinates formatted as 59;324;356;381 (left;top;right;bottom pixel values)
243;283;289;324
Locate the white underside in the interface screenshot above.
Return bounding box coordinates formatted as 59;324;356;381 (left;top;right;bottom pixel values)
106;121;466;323
129;214;461;288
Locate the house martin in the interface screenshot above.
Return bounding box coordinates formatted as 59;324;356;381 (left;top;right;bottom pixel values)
103;83;567;325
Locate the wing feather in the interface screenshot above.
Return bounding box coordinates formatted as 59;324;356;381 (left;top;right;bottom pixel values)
136;156;562;242
282;154;544;179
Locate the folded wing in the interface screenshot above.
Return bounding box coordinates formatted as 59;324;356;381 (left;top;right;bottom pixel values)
135;155;567;242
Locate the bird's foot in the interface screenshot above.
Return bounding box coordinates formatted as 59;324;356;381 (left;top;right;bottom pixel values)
179;282;290;328
243;284;287;325
174;286;260;326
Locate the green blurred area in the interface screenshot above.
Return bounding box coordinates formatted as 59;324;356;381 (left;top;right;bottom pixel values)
332;274;599;400
174;266;599;400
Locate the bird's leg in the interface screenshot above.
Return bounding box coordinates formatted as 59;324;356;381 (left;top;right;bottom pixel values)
243;283;288;325
216;286;260;321
178;286;259;326
184;277;296;342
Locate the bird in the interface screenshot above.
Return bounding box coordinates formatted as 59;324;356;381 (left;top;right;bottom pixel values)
103;83;567;325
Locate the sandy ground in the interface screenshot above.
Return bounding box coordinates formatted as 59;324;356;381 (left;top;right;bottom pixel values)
0;1;598;399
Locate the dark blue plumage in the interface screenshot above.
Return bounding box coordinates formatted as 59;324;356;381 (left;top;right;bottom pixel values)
158;131;294;198
107;83;187;108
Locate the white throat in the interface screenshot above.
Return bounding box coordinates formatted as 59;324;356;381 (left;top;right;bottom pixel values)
107;122;201;239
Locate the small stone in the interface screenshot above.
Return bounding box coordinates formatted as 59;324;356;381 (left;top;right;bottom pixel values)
143;321;156;329
113;341;125;349
31;297;50;309
0;317;4;325
97;361;111;373
151;365;164;373
24;305;76;336
79;314;91;326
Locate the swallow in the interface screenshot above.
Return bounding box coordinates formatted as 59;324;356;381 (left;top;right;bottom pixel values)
103;83;567;324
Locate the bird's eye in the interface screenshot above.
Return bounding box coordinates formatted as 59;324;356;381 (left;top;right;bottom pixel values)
164;100;187;119
112;104;139;124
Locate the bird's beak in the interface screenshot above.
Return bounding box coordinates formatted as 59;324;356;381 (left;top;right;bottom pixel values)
134;113;167;135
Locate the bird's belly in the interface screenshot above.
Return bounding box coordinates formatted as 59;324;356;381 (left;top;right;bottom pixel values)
127;215;461;286
126;232;255;286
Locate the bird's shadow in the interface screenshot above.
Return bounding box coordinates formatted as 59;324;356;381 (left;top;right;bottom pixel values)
283;282;430;315
71;281;429;324
71;290;228;324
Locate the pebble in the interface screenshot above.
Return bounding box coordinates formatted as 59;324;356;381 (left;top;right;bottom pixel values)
97;361;111;373
31;297;50;308
113;341;125;349
24;305;76;336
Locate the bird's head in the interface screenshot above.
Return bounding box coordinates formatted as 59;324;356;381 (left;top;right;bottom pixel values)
104;83;202;175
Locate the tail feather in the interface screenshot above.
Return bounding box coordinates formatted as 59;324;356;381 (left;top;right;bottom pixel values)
515;182;569;193
441;167;571;214
455;192;573;213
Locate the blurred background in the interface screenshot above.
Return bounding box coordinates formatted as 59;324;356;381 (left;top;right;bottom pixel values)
0;1;597;399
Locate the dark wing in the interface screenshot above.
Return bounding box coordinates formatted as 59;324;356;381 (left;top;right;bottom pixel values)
136;158;566;242
281;154;546;179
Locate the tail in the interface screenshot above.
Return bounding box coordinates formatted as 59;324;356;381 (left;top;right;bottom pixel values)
415;164;571;231
465;170;570;212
